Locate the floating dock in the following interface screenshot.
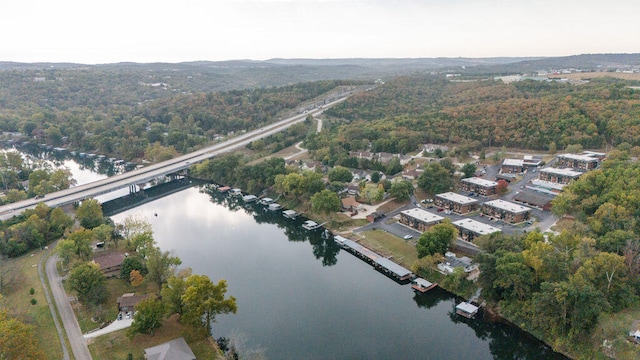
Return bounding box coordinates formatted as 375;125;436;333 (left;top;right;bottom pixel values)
242;194;258;203
258;197;274;205
282;210;297;219
411;278;438;293
455;302;479;318
334;235;414;282
302;220;323;230
217;186;231;193
268;203;282;211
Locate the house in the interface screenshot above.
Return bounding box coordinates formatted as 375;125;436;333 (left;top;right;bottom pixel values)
538;167;582;184
452;219;501;242
556;153;600;170
144;337;196;360
438;251;477;274
460;177;499;196
482;199;531;223
400;208;444;231
117;293;151;313
501;159;525;174
513;191;555;211
341;196;361;211
346;184;360;196
92;252;125;277
435;192;478;214
401;169;421;181
522;155;542;167
366;211;385;223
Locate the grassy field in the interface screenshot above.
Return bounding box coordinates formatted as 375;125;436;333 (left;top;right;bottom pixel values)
88;314;222;360
356;228;418;269
1;249;64;360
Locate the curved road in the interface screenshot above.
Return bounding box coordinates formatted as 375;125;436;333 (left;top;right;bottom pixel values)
46;253;92;360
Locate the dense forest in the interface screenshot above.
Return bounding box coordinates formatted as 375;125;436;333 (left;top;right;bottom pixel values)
309;76;640;164
472;154;640;358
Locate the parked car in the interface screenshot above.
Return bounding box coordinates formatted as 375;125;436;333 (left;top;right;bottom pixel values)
403;235;413;240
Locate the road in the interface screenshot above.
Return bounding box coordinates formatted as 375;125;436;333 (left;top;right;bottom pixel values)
46;253;93;360
38;247;70;360
0;96;348;221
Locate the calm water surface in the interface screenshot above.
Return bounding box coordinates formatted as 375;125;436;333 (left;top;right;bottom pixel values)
111;186;567;360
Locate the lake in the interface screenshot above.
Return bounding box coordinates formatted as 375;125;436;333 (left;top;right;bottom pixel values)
4;146;567;359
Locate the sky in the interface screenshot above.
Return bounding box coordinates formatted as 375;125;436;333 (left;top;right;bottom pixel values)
2;0;640;64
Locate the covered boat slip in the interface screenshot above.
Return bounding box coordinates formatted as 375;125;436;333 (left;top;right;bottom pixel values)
411;277;437;293
336;237;414;281
456;302;479;318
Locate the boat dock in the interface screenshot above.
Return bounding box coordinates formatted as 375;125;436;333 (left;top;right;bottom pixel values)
282;210;297;219
267;203;282;211
242;194;258;203
411;278;438;293
302;220;325;230
455;302;479;318
334;235;414;282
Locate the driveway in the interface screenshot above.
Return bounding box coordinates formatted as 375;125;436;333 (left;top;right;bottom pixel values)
84;318;133;339
46;254;93;360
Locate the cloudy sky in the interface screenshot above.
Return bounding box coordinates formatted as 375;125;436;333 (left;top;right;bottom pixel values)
2;0;639;64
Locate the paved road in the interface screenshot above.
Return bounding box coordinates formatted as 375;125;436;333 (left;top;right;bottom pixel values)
84;318;132;339
47;254;93;360
38;248;70;360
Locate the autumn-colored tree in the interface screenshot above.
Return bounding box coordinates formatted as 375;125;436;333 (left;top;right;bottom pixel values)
0;310;46;359
130;270;144;288
181;275;237;336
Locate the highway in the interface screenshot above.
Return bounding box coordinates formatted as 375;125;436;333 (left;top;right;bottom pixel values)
0;96;347;221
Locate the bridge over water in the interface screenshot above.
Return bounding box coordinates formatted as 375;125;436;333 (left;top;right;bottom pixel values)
0;96;347;220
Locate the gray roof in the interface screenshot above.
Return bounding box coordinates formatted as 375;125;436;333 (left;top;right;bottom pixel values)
373;257;413;279
144;337;195;360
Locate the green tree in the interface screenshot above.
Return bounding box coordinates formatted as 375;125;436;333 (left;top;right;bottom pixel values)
327;166;353;183
76;199;104;229
389;180;413;201
385;157;403;175
310;190;341;214
68;262;108;306
461;163;477;178
65;228;94;261
126;297;165;338
161;268;192;316
417;162;454;194
145;247;182;294
417;220;457;257
360;183;384;204
121;256;147;280
181;274;237;336
92;223;114;248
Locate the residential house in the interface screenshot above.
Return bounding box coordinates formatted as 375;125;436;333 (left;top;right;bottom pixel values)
452;219;501;242
144;337;196;360
460;177;499;196
538;167;582;184
341;196;361;212
117;293;151;313
92;252;125;277
435;192;478;214
513;191;555;211
556;153;600;170
399;208;444;231
501;159;525;174
482;199;531;223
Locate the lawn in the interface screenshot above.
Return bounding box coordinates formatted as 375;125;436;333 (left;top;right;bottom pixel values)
356;228;418;269
88;314;222;360
1;248;64;360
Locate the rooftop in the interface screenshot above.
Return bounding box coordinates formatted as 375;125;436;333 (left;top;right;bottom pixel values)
401;208;444;223
484;199;532;214
452;218;501;236
436;192;478;205
540;167;582;177
502;158;524;166
558;153;600;162
144;337;195;360
93;252;125;270
461;177;499;187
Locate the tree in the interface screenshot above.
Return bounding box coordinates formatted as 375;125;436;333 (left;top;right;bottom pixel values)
65;228;94;261
121;256;147;280
126;297;165;338
48;207;73;240
327;166;353;183
76;199;104;229
146;247;182;294
0;310;46;359
68;262;108;306
118;215;152;243
370;171;381;183
129;270;144;288
389;180;413;201
461;163;477;178
92;224;114;248
385;157;403;175
417;162;454;194
181;274;237;336
310;190;341;214
161;268;192;316
496;179;509;194
417;221;457;257
360;183;384;204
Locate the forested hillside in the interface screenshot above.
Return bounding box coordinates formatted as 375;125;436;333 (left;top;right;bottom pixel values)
320;75;640;154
